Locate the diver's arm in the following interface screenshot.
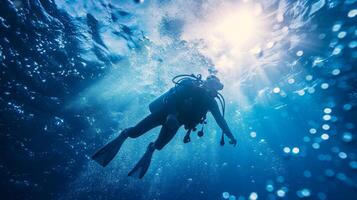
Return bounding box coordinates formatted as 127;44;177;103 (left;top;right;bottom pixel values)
209;100;236;141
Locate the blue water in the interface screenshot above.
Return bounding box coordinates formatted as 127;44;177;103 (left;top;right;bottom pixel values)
0;0;356;199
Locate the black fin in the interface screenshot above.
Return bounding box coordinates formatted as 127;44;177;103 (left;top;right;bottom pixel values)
92;131;128;167
128;143;155;179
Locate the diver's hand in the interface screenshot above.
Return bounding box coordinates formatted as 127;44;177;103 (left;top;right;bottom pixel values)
229;138;237;147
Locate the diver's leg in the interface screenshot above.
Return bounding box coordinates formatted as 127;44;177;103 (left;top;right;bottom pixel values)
92;112;164;167
128;115;181;178
153;114;181;150
126;112;165;138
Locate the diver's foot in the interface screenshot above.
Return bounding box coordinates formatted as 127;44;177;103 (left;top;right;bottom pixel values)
91;129;129;167
128;142;155;179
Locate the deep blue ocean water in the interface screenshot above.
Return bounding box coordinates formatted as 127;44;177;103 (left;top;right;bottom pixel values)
0;0;356;199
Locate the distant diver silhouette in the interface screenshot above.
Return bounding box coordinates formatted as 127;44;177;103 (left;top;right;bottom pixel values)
92;74;237;178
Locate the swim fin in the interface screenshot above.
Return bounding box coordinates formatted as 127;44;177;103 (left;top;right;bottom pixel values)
128;142;155;179
92;130;128;167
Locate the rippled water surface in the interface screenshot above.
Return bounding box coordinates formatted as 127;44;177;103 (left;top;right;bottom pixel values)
0;0;356;199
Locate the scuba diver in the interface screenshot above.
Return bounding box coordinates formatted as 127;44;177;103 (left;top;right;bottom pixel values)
92;74;237;178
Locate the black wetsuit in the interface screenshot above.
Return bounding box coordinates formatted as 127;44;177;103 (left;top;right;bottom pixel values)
125;81;233;150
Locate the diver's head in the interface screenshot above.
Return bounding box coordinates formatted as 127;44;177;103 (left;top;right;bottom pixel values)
203;75;224;95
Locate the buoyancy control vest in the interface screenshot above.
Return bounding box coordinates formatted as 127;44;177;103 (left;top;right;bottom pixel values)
149;74;227;145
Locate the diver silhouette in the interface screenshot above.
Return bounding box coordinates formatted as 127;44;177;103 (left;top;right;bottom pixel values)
92;74;237;178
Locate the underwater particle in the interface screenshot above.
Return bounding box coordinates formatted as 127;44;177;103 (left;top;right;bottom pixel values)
332;45;343;55
303;170;312;178
309;0;326;16
313;57;324;67
301;189;311;197
249;192;258;200
223;192;230;199
266;184;274;192
266;41;275;49
279;92;287;98
332;23;342;32
296;50;304;57
343;103;352;110
321;83;329;89
324;108;332;114
322;124;330;130
305;75;313;81
303;136;311;142
329;38;339;47
349;161;357;170
325;169;335;177
337;31;347;39
331;116;338;122
342;132;352;142
323;114;331;121
309;128;317;134
321;133;329;140
345;0;356;5
276;189;286;197
250;131;257;138
336;172;347;181
288;78;295;84
273;87;281;93
338;152;347;159
283;147;291;153
297;90;305;96
292;147;300;154
312;143;320;149
332;69;340;75
348;41;357;48
327;0;339;8
318;33;326;39
296;188;311;198
348;9;357;18
229;195;236;200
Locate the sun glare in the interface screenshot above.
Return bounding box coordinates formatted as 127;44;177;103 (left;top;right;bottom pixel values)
213;9;260;48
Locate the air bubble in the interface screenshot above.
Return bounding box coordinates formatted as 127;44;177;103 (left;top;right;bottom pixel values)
249;192;258;200
347;9;357;18
331;69;340;75
337;31;347;38
223;192;230;199
321;133;329;140
283;147;291;153
250;131;257;138
296;50;304;57
273;87;281;93
292;147;300;154
324;108;332;114
321;83;329;89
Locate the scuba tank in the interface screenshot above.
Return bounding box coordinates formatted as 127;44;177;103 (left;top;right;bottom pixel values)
149;88;175;113
149;74;203;113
